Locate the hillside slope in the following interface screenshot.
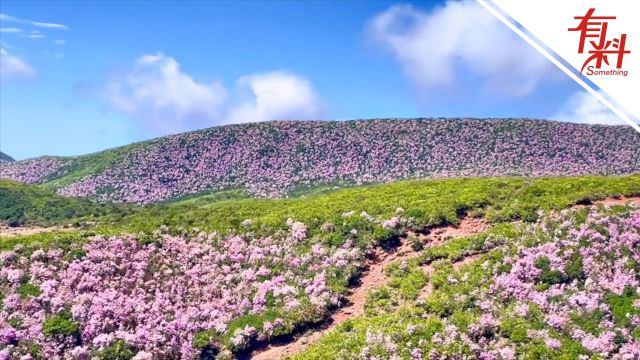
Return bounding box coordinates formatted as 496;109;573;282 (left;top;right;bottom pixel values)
0;151;14;162
2;175;639;359
1;118;639;204
0;180;130;226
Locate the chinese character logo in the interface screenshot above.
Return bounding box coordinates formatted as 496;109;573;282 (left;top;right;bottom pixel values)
568;8;630;76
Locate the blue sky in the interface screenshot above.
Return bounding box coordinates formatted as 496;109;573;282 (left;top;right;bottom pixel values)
0;0;615;160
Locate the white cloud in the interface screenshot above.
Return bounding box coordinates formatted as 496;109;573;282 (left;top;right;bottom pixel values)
225;71;322;124
0;27;22;33
0;48;36;82
103;53;228;133
368;1;554;96
28;30;44;39
43;50;64;59
54;39;65;45
553;91;626;125
0;13;68;30
102;54;323;135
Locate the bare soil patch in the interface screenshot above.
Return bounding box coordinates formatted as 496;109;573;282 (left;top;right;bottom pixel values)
252;195;640;358
0;225;73;238
3;196;637;359
252;216;487;359
592;196;640;206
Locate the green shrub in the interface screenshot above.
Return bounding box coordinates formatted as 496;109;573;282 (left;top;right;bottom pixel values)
97;340;136;360
365;287;395;316
410;236;424;251
42;310;80;338
193;329;219;349
500;317;528;343
604;286;640;327
534;256;566;285
564;253;585;281
18;282;41;299
570;310;603;335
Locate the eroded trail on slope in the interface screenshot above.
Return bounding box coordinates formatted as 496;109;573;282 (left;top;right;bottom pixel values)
1;197;638;359
586;196;640;207
251;196;640;359
0;225;74;238
251;216;487;360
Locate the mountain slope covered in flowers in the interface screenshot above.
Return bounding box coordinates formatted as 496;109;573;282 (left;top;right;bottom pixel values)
295;205;640;359
2;184;639;359
2;174;639;233
2;118;640;359
1;119;639;204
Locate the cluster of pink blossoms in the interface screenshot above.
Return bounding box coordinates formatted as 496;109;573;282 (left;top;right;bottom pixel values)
3;119;639;204
438;208;640;358
486;208;640;358
0;221;363;358
352;208;639;359
0;158;66;185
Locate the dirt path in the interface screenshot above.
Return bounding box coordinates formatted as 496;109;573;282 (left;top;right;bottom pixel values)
2;196;637;359
251;216;486;360
592;196;640;207
250;196;640;359
0;225;73;238
424;217;486;245
251;236;414;360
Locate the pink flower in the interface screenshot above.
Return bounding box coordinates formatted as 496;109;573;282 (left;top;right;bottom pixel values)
6;269;23;284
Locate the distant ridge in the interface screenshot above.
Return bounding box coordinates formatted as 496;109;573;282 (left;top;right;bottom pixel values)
1;118;639;204
0;151;14;162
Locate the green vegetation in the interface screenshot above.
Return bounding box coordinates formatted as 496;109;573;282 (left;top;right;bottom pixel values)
0;180;132;227
104;174;640;233
293;205;640;359
96;340;137;360
2;174;639;253
418;224;520;264
365;260;429;317
39;142;151;190
18;282;41;299
604;286;640;328
163;188;250;206
42;309;80;338
0;230;88;254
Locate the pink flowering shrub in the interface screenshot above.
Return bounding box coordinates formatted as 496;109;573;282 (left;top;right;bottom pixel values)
296;206;640;359
3;119;639;204
0;158;66;185
0;221;363;358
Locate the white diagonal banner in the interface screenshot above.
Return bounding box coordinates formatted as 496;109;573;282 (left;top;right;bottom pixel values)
477;0;640;132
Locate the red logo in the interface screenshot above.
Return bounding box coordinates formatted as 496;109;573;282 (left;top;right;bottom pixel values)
568;8;630;76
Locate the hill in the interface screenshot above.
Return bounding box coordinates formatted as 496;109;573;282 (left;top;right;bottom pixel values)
1;118;639;204
0;180;131;227
4;174;639;231
292;204;640;360
1;174;639;359
0;151;14;162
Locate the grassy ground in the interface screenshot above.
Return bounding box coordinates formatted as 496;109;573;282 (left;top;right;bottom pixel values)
108;174;640;232
1;174;639;254
0;180;132;227
3;174;640;231
1;174;639;358
293;205;640;359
